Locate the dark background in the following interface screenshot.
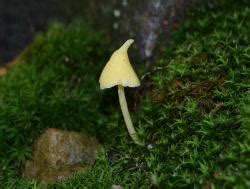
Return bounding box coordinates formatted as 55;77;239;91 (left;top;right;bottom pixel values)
0;0;85;64
0;0;205;65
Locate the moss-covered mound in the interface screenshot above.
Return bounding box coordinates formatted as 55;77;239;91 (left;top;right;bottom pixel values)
0;23;113;183
0;0;249;188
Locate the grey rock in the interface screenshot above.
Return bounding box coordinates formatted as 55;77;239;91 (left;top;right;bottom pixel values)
88;0;209;64
1;0;209;65
23;128;102;183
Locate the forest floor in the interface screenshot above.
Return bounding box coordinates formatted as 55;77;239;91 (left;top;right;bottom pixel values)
0;0;249;188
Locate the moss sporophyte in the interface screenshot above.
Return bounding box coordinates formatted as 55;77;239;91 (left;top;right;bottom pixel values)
99;39;142;145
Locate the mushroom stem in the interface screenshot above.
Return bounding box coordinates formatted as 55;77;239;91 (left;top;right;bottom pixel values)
118;85;142;145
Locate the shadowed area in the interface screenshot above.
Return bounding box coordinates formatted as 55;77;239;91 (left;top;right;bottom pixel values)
0;0;85;64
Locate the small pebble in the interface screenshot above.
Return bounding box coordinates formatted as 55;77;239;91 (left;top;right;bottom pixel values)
113;9;121;18
112;185;124;189
122;0;128;7
113;23;119;30
147;144;154;150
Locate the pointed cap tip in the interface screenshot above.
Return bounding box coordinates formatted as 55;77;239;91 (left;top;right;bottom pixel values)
119;39;134;51
99;39;140;89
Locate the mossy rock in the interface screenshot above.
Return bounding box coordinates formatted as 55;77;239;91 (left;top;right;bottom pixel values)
23;128;102;183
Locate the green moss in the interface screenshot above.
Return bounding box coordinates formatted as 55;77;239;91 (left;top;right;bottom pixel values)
0;22;113;183
1;0;250;188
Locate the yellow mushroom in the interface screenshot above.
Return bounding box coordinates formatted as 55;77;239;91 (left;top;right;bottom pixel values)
99;39;142;145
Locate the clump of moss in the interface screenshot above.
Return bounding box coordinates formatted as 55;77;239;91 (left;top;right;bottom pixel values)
1;0;250;188
0;22;113;183
61;0;249;188
241;93;250;131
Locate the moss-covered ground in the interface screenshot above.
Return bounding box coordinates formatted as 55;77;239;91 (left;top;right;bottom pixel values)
0;0;249;188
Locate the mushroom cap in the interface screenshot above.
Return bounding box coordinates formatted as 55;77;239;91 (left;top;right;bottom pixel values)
99;39;140;89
